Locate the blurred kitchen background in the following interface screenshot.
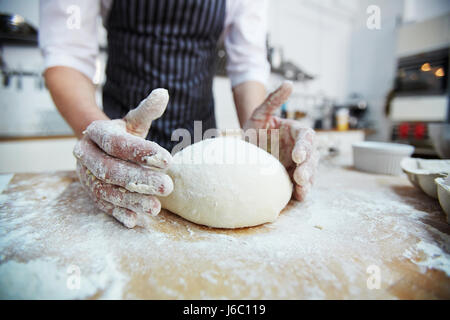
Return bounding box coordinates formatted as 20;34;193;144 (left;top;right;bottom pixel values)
0;0;449;173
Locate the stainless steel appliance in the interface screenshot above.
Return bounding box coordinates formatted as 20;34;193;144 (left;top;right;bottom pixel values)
388;13;449;157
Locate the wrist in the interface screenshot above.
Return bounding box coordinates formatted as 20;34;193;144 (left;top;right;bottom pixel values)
232;81;266;127
75;109;110;139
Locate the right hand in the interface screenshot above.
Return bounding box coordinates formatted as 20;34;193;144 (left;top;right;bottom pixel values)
73;88;173;228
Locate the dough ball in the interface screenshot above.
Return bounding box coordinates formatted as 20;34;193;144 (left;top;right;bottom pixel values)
160;137;293;228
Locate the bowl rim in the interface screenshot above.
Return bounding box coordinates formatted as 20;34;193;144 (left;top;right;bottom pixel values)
401;158;450;176
352;141;414;155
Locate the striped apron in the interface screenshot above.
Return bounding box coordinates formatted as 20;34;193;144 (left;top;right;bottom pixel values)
103;0;226;151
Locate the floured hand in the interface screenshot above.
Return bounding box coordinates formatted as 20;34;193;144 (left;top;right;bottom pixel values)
73;88;173;228
244;81;319;201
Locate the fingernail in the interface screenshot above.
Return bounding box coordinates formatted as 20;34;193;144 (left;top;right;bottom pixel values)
294;149;307;163
143;153;170;169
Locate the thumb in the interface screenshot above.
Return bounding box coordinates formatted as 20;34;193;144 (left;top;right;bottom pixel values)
124;88;169;138
253;81;293;120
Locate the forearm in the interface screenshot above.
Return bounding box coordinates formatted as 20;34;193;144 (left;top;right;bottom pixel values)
232;81;266;127
44;66;109;139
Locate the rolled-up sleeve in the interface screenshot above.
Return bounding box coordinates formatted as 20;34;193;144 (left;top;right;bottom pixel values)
224;0;270;88
39;0;100;80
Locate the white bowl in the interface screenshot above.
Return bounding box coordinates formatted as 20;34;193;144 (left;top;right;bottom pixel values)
352;141;414;175
435;176;450;223
401;158;450;198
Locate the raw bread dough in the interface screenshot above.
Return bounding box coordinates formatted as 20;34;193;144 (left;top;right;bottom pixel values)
160;137;293;228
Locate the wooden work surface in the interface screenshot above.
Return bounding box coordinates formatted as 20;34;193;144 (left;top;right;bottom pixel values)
0;159;449;299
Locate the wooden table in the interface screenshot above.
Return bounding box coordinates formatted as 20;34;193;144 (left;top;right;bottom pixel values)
0;160;449;299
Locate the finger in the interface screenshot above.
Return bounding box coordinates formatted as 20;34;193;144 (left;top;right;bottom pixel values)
74;137;173;196
77;163;151;228
251;81;293;123
293;149;319;185
292;127;315;164
124;88;169;137
77;164;138;228
96;196;153;229
77;161;161;216
86;120;172;169
293;158;314;186
293;163;312;186
95;197;138;228
294;183;312;202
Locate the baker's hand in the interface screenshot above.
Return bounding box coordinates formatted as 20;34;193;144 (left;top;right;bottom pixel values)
244;81;319;201
73;89;173;228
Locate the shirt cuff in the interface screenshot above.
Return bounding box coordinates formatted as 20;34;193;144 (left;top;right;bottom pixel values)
43;52;97;81
228;67;270;88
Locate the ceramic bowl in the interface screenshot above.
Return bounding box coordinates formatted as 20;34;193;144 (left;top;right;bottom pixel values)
401;158;450;198
352;141;414;175
435;176;450;223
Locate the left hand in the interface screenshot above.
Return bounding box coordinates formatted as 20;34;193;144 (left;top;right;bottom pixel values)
243;81;319;201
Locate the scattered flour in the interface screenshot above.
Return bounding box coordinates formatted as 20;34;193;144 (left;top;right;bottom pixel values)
125;182;159;195
0;161;449;299
0;254;127;299
403;240;450;276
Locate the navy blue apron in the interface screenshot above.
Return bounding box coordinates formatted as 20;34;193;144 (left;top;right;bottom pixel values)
103;0;226;151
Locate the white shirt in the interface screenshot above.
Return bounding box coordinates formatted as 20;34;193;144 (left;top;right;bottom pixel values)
39;0;270;88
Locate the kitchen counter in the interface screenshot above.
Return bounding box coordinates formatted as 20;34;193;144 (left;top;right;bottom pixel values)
0;159;449;299
0;91;73;138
